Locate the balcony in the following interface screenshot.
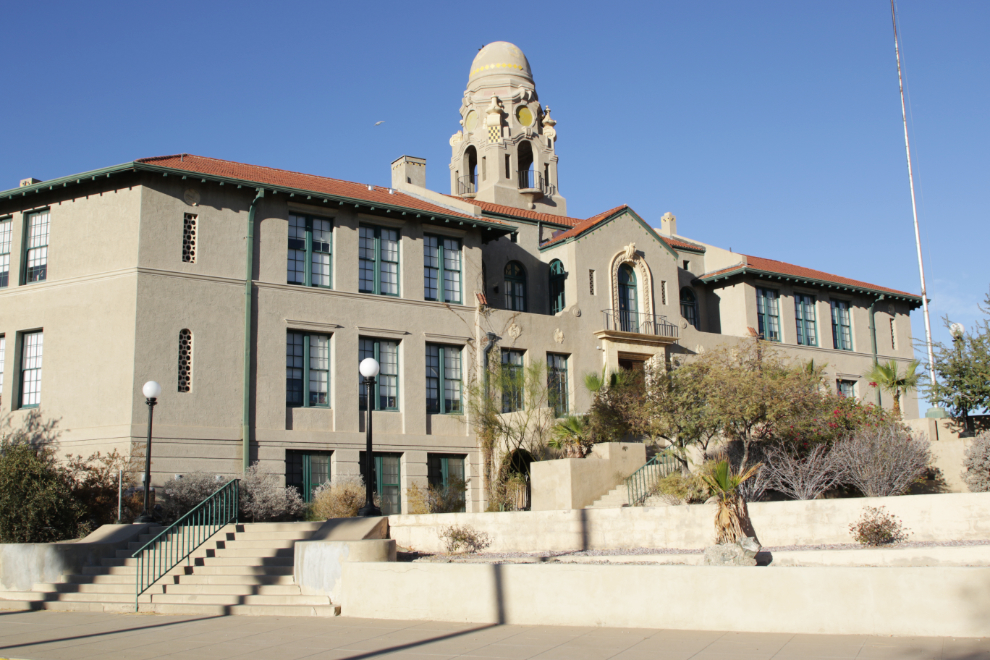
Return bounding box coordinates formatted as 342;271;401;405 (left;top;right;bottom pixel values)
457;176;477;197
597;309;679;344
517;170;544;195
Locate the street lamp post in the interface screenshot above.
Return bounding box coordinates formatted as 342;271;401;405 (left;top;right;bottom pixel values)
358;358;382;517
135;381;162;524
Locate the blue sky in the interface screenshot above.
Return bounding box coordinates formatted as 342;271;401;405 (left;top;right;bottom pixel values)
2;1;987;411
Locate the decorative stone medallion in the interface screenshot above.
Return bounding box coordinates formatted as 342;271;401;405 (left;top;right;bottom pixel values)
507;323;521;339
553;328;564;344
183;189;200;206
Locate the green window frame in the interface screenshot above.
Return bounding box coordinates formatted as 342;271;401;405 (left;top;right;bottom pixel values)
0;217;11;288
19;331;43;409
0;335;5;407
287;213;332;288
285;450;331;503
831;300;853;350
286;331;330;408
837;380;856;398
795;294;817;346
501;349;525;413
549;259;566;314
23;209;50;284
547;353;568;417
424;235;462;304
426;343;463;414
359;338;399;411
359;225;399;296
756;287;781;342
504;261;526;311
619;265;638;331
427;453;466;512
360;452;402;515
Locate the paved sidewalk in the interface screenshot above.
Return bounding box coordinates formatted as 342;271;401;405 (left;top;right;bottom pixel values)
0;611;988;660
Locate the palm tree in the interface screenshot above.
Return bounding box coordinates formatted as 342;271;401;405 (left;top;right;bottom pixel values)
699;460;761;544
866;359;921;419
549;415;587;458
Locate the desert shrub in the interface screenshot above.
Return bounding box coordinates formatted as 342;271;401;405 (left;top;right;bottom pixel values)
653;472;707;505
962;431;990;492
0;443;81;543
833;424;931;497
66;449;142;525
310;475;378;519
439;524;492;553
159;472;226;522
849;506;909;546
764;443;845;500
239;463;305;522
406;478;468;515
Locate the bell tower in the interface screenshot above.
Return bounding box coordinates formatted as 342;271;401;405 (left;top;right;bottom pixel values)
449;42;567;216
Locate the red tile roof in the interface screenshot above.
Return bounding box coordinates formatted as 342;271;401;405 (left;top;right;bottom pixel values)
137;154;508;224
701;254;921;299
665;236;707;252
453;198;584;227
540;205;630;247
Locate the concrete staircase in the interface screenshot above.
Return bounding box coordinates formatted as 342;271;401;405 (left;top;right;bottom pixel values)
587;483;629;508
0;522;338;617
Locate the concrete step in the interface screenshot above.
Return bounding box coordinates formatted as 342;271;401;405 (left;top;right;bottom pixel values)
50;592;151;604
214;539;299;550
162;584;302;596
0;591;48;602
64;574;135;584
142;602;339;617
83;565;135;575
0;598;42;611
33;583;165;595
237;522;324;532
221;531;320;541
174;574;294;585
203;548;294;559
179;564;294;575
150;593;330;607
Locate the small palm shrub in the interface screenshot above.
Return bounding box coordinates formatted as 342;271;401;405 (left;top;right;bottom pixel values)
700;459;761;545
653;473;707;505
962;431;990;492
310;475;377;519
850;506;909;546
439;524;491;553
833;424;931;497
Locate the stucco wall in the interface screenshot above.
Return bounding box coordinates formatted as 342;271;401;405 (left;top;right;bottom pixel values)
530;442;646;511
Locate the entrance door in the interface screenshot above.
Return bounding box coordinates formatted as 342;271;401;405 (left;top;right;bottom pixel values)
618;265;638;332
285;450;331;503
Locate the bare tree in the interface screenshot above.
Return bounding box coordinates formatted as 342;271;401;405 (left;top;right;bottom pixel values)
764;443;845;500
833;425;931;497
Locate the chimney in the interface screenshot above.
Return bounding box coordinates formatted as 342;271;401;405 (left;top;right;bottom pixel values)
391;156;426;190
659;212;677;237
20;177;42;187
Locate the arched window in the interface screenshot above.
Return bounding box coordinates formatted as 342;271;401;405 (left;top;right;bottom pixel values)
517;141;536;189
618;265;638;332
680;287;698;329
549;260;566;314
459;146;478;195
504;261;527;311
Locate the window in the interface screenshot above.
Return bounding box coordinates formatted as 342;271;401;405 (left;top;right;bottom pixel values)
360;452;402;515
359;226;399;296
0;218;11;288
504;261;526;311
660;280;667;306
178;329;193;393
890;318;897;350
287;214;332;288
837;380;856;398
618;265;638;332
589;269;596;295
549;259;566;314
504;154;511;179
831;300;853;350
756;288;780;342
795;294;817;346
426;344;463;414
182;214;197;263
680;287;698;329
428;454;467;512
359;338;398;411
286;331;330;408
19;331;43;408
285;450;331;503
424;236;462;304
547;353;568;417
24;210;50;284
501;349;525;413
0;335;5;405
682;260;690;272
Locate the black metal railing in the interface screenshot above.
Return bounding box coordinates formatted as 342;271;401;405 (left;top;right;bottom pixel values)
602;309;679;338
457;176;476;196
517;170;543;191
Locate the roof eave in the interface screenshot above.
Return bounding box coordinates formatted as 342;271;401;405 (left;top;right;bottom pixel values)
0;162;138;201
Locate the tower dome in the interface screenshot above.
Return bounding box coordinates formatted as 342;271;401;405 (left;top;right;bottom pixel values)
469;42;533;84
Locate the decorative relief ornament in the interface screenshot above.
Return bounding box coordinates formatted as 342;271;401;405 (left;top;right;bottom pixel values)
449;131;463;146
507;323;521;339
888;304;896;315
571;306;582;318
553;328;564;344
623;242;637;262
183;189;200;206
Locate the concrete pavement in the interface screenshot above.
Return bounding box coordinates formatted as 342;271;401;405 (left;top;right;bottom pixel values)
0;611;988;660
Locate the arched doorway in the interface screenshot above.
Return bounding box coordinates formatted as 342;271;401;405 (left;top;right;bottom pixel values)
498;448;533;511
517;140;535;189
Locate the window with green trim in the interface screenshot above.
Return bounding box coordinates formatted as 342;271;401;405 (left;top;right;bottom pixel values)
549;259;566;314
547;353;568;417
504;261;526;311
795;294;817;346
19;331;43;409
837;379;856;398
424;235;461;303
426;344;462;414
0;218;11;288
680;287;698;329
501;349;525;413
360;451;402;515
756;287;780;341
23;210;49;284
619;265;638;331
427;453;466;512
0;335;5;406
359;338;398;411
359;226;399;296
286;331;330;408
285;450;331;503
831;300;853;350
287;214;332;288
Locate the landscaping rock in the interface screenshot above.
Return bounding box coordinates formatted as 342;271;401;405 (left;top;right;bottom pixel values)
703;537;762;566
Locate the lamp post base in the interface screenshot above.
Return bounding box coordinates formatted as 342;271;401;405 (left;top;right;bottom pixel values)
358;501;382;517
134;513;155;524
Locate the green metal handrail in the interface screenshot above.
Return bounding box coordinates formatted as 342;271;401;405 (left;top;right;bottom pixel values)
625;451;679;506
132;478;239;610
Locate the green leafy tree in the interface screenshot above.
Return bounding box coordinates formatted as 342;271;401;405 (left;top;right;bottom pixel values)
865;359;921;420
926;289;990;425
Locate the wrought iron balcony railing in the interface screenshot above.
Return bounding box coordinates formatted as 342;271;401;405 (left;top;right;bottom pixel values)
602;309;679;338
457;175;477;196
517;169;544;191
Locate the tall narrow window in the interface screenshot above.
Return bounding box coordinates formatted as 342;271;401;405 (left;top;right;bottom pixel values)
19;331;43;408
0;335;5;406
890;318;897;350
426;344;462;414
24;210;50;284
501;349;525;413
831;300;853;350
504;154;511;179
756;288;780;341
359;226;399;296
424;236;462;304
795;294;817;346
504;261;526;311
360;452;402;515
660;280;667;306
428;454;467;512
549;259;566;314
0;218;11;288
680;288;698;329
178;329;193;392
287;214;332;288
286;331;330;408
285;450;332;503
182;214;197;263
359;339;398;411
589;269;596;295
547;353;568;417
618;265;638;332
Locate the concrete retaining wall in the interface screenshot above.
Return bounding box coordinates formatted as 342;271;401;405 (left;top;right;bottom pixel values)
530;442;646;511
295;539;396;602
341;562;990;637
388;492;990;553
